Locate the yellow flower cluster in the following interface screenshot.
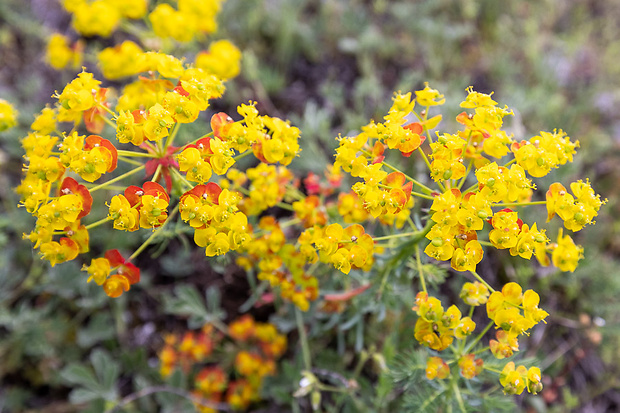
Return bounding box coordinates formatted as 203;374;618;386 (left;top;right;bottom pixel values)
301;223;375;275
547;180;606;232
178;183;250;257
159;316;286;411
487;282;548;338
150;0;222;42
237;164;294;215
413;292;476;351
512;130;578;177
500;362;543;395
239;217;318;311
49;0;242;97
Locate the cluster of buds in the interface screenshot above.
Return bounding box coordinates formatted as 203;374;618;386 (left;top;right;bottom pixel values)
426;353;485;381
500;362;543;395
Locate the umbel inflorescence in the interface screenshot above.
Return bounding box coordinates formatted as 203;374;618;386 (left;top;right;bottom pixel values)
12;0;605;406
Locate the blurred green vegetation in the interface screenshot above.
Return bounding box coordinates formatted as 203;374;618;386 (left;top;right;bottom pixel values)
2;0;620;411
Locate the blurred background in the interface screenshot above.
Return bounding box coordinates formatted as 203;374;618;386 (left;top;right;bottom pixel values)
1;0;620;411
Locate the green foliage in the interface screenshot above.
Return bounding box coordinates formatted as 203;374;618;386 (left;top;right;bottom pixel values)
164;285;226;329
60;349;120;404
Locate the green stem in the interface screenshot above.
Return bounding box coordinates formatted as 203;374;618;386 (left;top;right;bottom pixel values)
316;384;350;394
85;216;112;230
151;164;163;182
88;165;146;193
471;346;489;356
211;319;230;336
127;207;177;262
411;190;435;200
296;308;312;371
82;184;127;192
233;149;252;161
470;270;495;293
277;202;295;212
280;217;302;229
352;352;369;379
452;379;467;413
286;184;307;201
457;160;473;190
100;104;117;118
463;183;479;194
419;388;445;411
183;131;214;148
156;138;164;157
493;201;546;207
116;149;156;158
102;116;117;130
502;159;516;168
117;156;144;166
164;122;180;151
419;148;447;193
415;245;428;294
464;321;494;354
372;231;421;242
483;366;502;374
142;141;158;154
170;167;195;190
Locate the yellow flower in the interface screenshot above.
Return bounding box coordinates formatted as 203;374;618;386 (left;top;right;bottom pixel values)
39;238;79;267
195;40;242;80
143;103;174;142
425;356;450;380
458;354;483;379
31;107;56;135
139;194;169;229
460;281;490;306
460;86;497;108
82;257;111;285
0;99;19;132
46;34;82;70
98;41;144;80
551;229;583;272
499;361;528;395
108;195;139;231
415;82;445;106
149;3;197;43
109;0;148;19
72;0;121;37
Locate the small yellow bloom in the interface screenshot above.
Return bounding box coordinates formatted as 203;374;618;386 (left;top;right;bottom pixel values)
415;82;445;106
0;99;18;132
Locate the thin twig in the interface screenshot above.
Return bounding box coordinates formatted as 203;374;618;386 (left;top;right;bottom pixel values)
104;385;232;412
311;368;356;389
